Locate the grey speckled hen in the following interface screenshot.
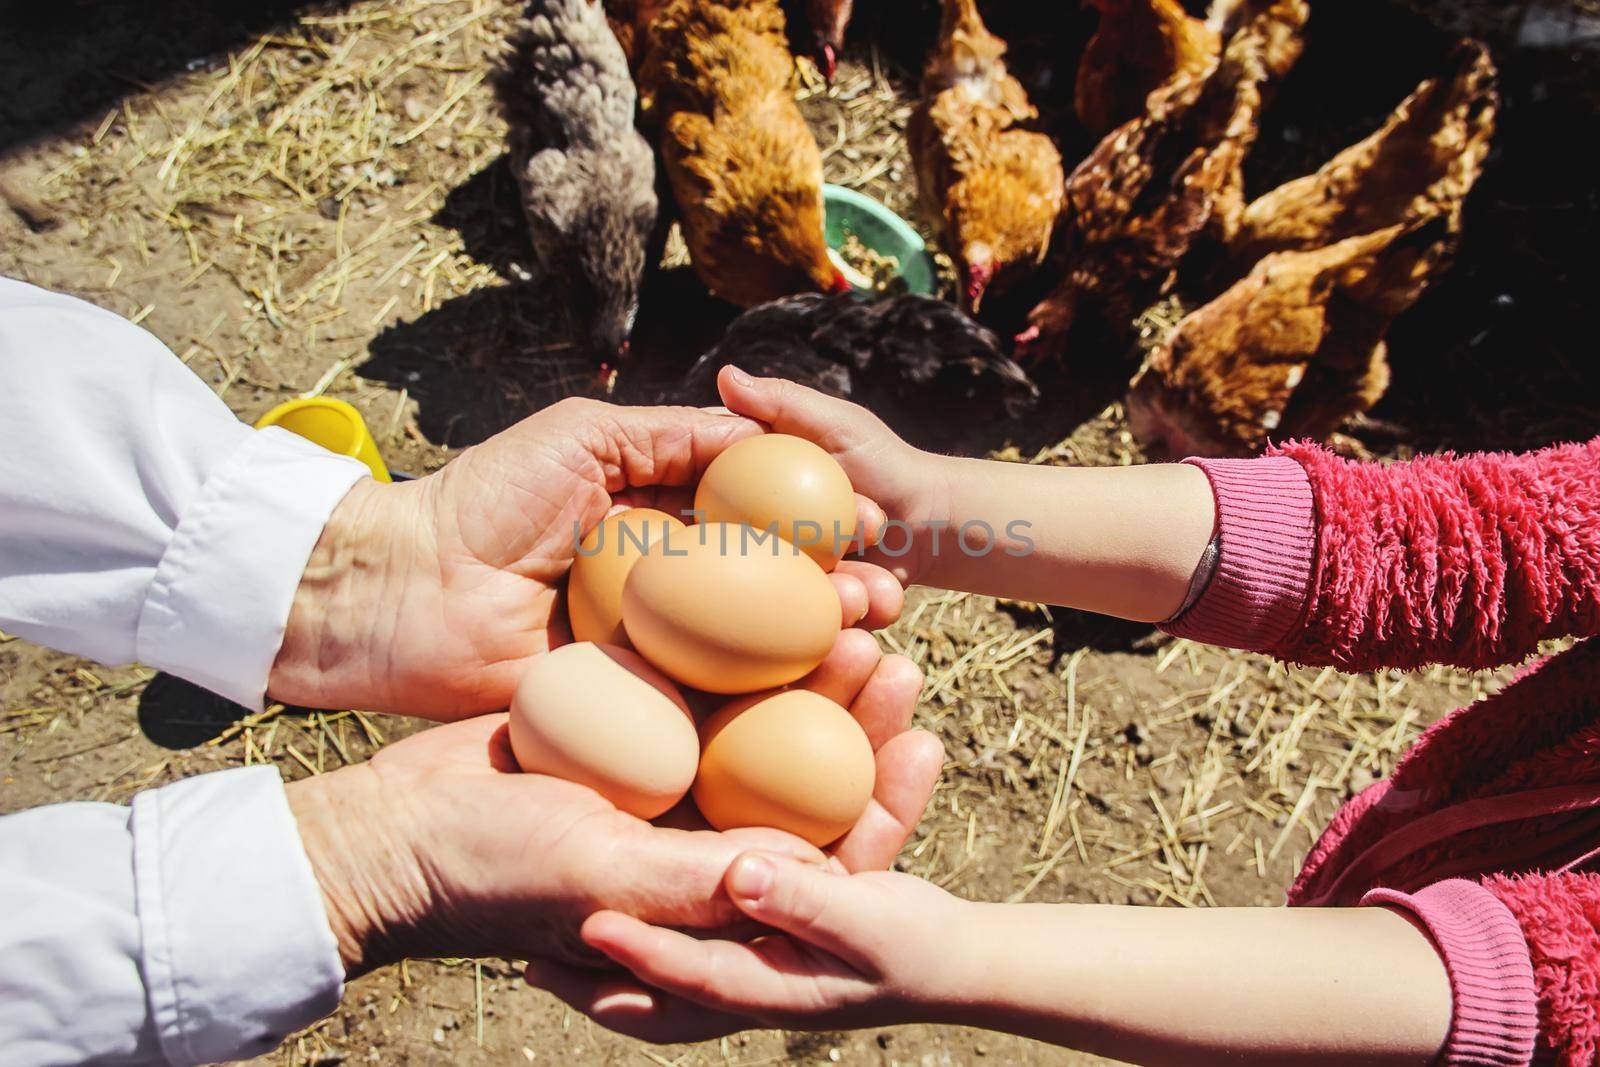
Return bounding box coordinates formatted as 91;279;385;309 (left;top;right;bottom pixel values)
494;0;658;359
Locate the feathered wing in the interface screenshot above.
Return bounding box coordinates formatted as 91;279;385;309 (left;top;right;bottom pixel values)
642;0;837;307
1075;0;1219;138
1230;40;1497;264
1014;0;1310;362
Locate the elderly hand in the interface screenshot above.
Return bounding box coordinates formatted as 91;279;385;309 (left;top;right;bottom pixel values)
287;629;941;974
267;398;904;720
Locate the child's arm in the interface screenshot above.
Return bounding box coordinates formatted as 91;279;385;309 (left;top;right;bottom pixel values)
527;852;1455;1067
716;368;1218;623
928;456;1216;623
718;367;1600;670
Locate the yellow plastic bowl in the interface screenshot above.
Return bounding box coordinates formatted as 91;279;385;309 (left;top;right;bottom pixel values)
254;397;391;483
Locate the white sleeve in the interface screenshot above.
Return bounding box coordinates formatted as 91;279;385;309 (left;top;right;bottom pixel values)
0;276;369;710
0;767;345;1066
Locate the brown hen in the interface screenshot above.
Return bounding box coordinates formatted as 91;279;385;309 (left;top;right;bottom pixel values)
1074;0;1219;139
793;0;853;80
1128;221;1449;457
638;0;846;309
1016;0;1308;363
1128;43;1499;458
1206;0;1305;79
909;0;1065;315
1015;71;1220;362
1231;40;1498;264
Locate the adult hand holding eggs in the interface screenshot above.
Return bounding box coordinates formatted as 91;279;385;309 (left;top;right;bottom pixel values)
268;397;901;721
552;438;917;848
523;509;934;851
292;621;936;983
267;388;923;901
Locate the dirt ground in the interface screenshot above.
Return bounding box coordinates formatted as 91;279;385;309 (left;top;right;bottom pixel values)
3;1;1598;1064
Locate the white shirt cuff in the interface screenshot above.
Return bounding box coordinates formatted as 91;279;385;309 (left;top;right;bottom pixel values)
135;427;368;711
132;766;344;1066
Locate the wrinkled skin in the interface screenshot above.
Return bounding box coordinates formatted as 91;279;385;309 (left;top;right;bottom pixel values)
269;398;902;720
289;629;942;973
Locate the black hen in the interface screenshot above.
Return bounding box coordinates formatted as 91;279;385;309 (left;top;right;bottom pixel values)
683;292;1038;422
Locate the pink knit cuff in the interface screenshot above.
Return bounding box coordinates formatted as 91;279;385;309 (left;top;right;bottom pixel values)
1364;880;1538;1067
1162;456;1317;652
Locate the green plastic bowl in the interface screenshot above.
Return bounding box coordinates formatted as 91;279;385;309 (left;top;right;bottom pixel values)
823;184;938;297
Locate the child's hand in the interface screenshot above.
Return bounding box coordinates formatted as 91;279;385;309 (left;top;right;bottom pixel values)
523;851;967;1042
718;365;1219;623
716;366;953;586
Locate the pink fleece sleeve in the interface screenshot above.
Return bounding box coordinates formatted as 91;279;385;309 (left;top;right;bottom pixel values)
1480;871;1600;1067
1166;438;1600;671
1162;455;1318;650
1364;880;1538;1067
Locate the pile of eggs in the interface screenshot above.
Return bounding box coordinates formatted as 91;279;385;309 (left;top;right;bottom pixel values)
507;434;877;846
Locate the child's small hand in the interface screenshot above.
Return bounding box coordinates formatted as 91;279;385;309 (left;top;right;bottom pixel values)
717;365;1219;622
716;366;953;586
524;851;967;1043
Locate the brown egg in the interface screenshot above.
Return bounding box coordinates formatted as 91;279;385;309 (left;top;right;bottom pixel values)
694;434;857;570
622;523;842;694
508;642;698;819
568;508;687;648
693;689;875;846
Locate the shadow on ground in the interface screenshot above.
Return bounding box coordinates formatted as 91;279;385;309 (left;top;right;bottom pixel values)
0;0;355;154
136;672;250;749
359;281;594;449
357;261;745;448
434;154;535;283
997;603;1165;661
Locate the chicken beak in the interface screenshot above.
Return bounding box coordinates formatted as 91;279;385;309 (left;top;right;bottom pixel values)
820;43;838;83
965;275;989;314
963;260;996;313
